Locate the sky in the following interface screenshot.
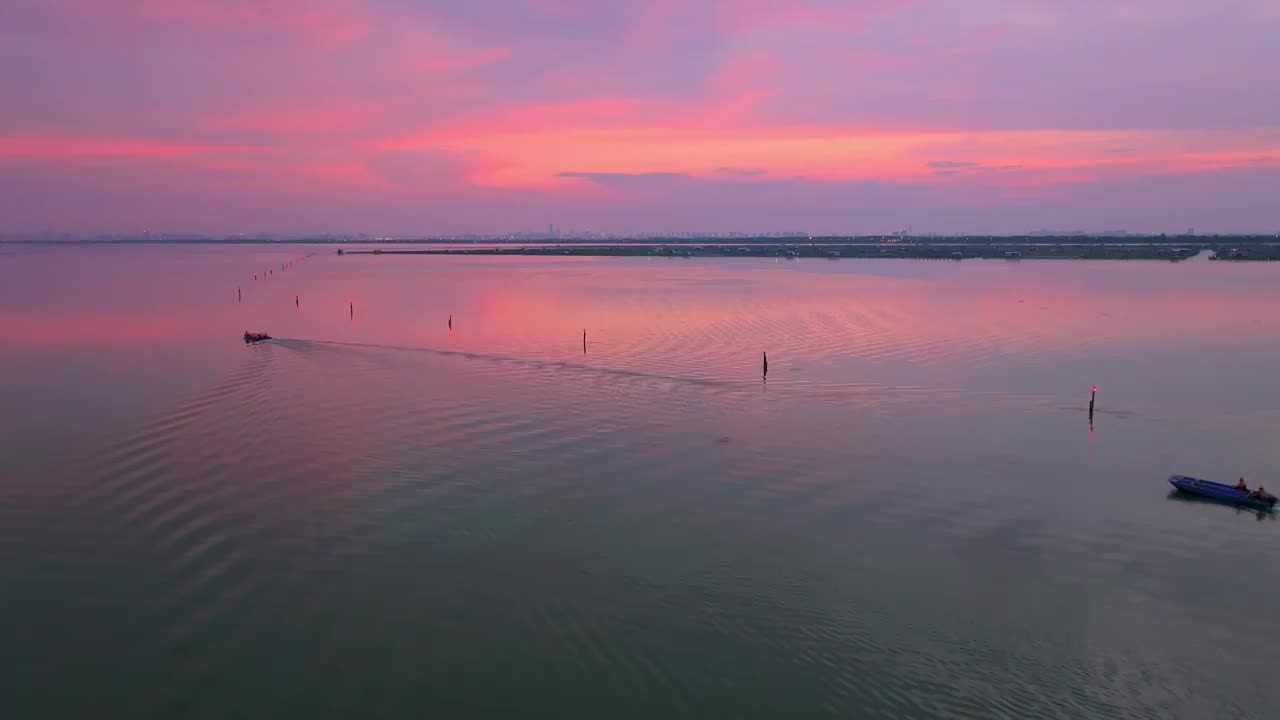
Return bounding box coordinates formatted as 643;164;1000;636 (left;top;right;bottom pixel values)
1;0;1278;236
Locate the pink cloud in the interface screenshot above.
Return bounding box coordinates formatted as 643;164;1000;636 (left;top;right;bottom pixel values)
621;0;917;49
0;135;266;158
712;0;917;32
203;104;389;136
520;0;588;17
44;0;371;46
405;46;513;75
4;0;1279;233
376;97;645;149
376;18;514;78
624;0;698;48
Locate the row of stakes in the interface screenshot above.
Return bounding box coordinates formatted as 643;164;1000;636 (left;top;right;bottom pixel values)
237;255;598;354
239;255;308;303
236;256;1105;407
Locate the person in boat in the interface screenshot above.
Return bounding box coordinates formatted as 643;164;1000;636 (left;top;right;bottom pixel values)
1250;485;1268;500
1236;478;1248;491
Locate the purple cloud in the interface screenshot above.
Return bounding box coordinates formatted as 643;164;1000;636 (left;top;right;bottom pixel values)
0;0;1276;233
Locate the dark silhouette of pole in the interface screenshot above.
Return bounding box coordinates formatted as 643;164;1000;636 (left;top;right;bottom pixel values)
583;329;587;355
295;294;299;309
238;286;241;303
763;351;768;379
448;313;452;330
350;300;354;319
1089;386;1096;422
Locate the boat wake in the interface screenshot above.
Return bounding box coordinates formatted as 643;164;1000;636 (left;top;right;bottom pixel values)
270;337;1055;411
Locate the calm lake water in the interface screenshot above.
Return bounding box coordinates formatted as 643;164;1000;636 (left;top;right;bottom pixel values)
3;244;1279;719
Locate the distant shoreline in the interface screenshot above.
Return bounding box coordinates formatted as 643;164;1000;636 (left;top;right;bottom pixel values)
338;243;1280;261
6;237;1278;260
4;234;1278;246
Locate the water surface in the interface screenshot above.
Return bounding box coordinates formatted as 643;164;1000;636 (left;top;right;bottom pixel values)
2;244;1279;719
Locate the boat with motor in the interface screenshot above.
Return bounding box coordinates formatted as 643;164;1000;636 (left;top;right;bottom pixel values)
244;332;272;343
1168;475;1276;511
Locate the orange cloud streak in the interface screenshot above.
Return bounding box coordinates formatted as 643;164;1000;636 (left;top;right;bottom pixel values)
378;119;1280;189
0;136;267;158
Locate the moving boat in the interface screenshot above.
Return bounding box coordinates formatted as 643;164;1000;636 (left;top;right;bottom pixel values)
1168;475;1277;511
244;332;272;343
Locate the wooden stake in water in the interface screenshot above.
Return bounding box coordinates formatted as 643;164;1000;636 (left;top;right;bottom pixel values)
1089;386;1096;421
763;351;769;379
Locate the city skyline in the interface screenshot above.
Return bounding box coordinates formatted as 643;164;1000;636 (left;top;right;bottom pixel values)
2;0;1278;235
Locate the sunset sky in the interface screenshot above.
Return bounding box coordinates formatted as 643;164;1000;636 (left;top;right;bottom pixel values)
2;0;1278;235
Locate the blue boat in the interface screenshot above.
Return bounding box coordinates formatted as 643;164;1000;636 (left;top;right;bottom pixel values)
1168;475;1277;511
